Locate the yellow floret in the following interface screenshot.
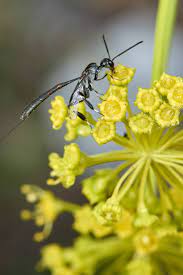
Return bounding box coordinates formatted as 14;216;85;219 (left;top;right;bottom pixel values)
92;119;116;145
135;88;161;113
39;244;63;269
167;81;183;108
49;96;68;130
102;85;128;101
63;143;81;169
99;96;127;122
153;73;178;96
20;209;32;220
154;103;180;127
128;113;154;134
134;229;158;256
73;205;112;237
107;64;136;86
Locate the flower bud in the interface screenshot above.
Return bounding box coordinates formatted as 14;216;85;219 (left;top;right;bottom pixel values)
128;113;154;134
49;96;68;130
99;96;127;122
107;64;135;86
153;73;178;96
92;119;116;145
167;81;183;109
135;88;161;113
154;103;180;127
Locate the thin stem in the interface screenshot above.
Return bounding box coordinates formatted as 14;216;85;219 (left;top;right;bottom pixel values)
112;160;134;176
61;201;80;212
113;134;135;149
137;158;151;212
151;0;178;83
87;150;138;167
154;162;183;190
117;159;145;201
112;158;144;198
154;157;183;169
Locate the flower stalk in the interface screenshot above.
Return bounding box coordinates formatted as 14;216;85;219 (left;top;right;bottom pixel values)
152;0;178;83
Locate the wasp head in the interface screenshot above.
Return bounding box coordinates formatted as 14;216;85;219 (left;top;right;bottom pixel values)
99;58;114;71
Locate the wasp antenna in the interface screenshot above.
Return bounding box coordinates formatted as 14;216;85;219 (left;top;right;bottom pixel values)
0;119;24;143
102;34;111;59
112;40;143;61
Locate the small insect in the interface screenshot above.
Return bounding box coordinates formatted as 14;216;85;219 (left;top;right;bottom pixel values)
1;35;143;141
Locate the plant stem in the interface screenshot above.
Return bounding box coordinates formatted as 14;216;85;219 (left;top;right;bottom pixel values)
87;150;138;167
151;0;178;83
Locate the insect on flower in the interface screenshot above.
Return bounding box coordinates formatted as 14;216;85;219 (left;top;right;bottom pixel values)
1;36;143;141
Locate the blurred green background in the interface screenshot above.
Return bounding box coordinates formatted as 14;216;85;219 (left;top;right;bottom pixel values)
1;0;183;274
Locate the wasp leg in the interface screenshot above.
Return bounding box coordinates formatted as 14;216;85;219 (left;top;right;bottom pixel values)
76;111;92;128
95;74;107;81
84;99;101;115
88;82;103;97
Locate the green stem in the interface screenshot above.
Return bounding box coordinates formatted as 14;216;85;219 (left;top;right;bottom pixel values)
61;201;80;212
137;158;151;212
151;0;178;83
87;150;138;167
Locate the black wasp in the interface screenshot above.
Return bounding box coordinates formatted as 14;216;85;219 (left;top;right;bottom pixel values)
2;35;143;140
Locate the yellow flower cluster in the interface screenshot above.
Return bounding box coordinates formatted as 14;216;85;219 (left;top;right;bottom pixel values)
82;169;118;204
38;244;77;275
130;73;183;133
49;97;91;141
94;198;122;225
47;143;87;188
21;185;63;242
93;64;135;144
73;205;112;237
21;63;183;275
38;220;183;275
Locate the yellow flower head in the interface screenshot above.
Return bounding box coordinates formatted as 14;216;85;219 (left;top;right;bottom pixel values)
114;209;134;238
20;209;32;220
167;81;183;109
128;113;154;134
65;103;91;141
134;229;158;255
21;186;63;241
153;73;178;96
134;209;158;228
135;88;161;113
107;64;136;86
82;169;117;204
73;205;112;237
102;85;128;101
99;95;127;122
47;144;87;188
154;103;180;127
49;96;68;130
39;244;64;270
94;198;122;225
92;119;116;145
